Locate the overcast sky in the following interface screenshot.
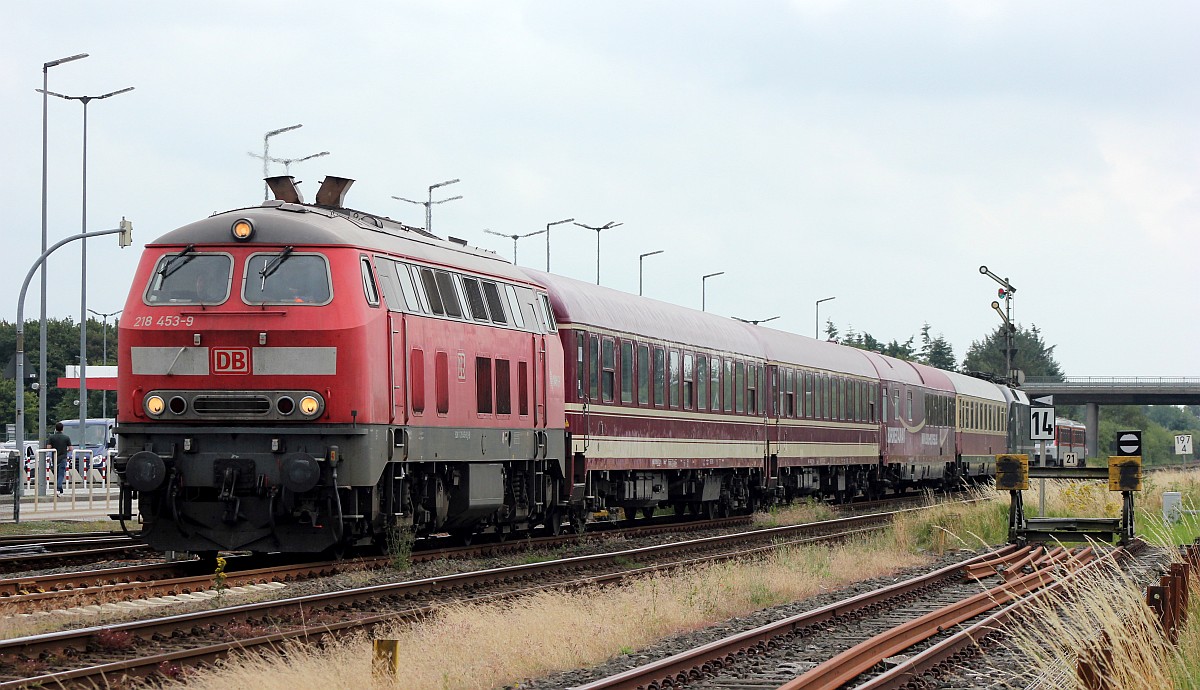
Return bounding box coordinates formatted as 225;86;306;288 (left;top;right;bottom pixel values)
2;2;1197;377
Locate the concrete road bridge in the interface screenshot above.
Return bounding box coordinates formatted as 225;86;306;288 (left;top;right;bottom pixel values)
1022;377;1200;457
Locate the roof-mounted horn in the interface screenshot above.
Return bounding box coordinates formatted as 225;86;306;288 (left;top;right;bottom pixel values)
316;176;355;208
265;176;304;204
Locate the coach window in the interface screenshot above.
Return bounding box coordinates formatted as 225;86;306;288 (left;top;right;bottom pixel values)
504;285;526;329
410;349;425;415
518;361;530;417
683;354;694;410
575;332;585;398
710;357;722;411
743;364;754;415
638;344;650;405
476;357;493;414
145;252;232;305
723;360;734;412
462;277;490;322
697;355;709;411
869;384;877;423
733;361;745;414
601;338;615;403
435;351;449;415
621;341;634;404
589;335;600;402
824;376;833;420
496;359;512;415
786;370;796;417
907;391;913;422
482;282;508;324
882;387;888;423
669;351;681;409
653;347;666;407
360;257;380;307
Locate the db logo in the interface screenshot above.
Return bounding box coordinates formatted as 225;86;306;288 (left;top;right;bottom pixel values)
211;347;251;374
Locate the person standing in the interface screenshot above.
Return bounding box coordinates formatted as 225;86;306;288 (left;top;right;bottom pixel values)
45;422;73;494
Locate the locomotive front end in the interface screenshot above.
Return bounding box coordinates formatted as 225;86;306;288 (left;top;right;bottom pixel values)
113;205;388;555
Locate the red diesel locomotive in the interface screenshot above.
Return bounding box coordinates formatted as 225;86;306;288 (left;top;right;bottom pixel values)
113;176;1028;555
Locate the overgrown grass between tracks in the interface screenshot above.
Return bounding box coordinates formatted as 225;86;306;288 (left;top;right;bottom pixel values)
164;495;1008;690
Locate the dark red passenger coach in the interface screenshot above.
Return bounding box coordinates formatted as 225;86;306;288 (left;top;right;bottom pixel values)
112;176;1029;555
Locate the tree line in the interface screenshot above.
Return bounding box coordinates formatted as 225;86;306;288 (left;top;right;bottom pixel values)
1;317;117;440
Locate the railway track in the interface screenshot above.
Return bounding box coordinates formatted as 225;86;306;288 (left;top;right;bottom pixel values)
570;541;1156;690
0;504;926;687
0;515;754;615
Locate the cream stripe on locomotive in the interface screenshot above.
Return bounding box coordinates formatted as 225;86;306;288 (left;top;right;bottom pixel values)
572;435;877;459
131;346;337;375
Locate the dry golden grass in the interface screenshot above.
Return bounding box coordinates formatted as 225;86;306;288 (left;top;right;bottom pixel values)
169;507;1002;690
999;555;1200;690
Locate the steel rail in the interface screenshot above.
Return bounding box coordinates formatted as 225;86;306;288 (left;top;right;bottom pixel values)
570;544;1020;690
0;510;912;687
779;547;1096;690
854;543;1131;690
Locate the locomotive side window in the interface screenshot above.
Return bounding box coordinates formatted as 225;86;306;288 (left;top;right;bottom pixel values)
621;341;634;404
504;285;526;328
496;359;512;415
360;257;380;307
476;357;493;414
243;252;331;305
462;277;490;322
145;252;232;305
435;351;449;415
539;294;558;332
410;349;426;415
482;282;508;324
697;355;708;411
518;361;530;416
435;271;463;318
418;268;445;315
637;344;650;405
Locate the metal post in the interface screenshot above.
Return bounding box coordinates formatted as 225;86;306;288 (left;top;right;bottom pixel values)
702;272;724;312
14;222;133;522
638;250;664;296
260;124;303;200
393;179;461;234
574;222;622;285
544;218;575;272
38;52;88;461
88;308;121;419
815;296;836;339
483;229;545;266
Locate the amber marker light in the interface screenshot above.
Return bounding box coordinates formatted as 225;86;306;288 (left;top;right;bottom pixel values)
145;395;165;416
299;395;321;416
231;219;254;241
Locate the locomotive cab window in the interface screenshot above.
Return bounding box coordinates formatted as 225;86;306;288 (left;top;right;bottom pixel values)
243;252;331;305
145;251;233;305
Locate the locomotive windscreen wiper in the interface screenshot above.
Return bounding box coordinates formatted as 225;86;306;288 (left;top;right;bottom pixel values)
259;246;295;289
158;244;196;280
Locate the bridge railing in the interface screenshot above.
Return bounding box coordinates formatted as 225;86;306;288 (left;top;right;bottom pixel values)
1024;376;1200;388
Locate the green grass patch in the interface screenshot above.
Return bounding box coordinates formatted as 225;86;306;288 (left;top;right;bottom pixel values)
0;519;118;535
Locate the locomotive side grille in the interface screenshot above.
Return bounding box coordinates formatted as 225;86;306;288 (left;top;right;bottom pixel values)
193;395;272;415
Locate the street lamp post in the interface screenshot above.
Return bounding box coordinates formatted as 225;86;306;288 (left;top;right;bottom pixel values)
257;124;303;200
38;85;135;454
248;150;329;180
814;296;836;339
734;316;780;326
979;266;1017;383
544;218;575;272
393;179;462;234
638;250;664;296
574;221;623;285
14;219;132;516
87;308;122;419
701;271;724;312
483;229;545;265
38;52;88;453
